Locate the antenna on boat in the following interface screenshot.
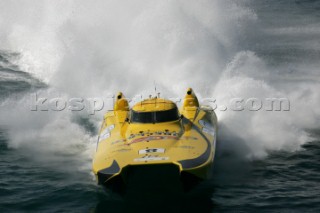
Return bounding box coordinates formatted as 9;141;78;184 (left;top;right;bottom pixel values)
154;80;160;98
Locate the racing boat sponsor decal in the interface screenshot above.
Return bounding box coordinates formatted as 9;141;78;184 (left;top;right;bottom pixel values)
127;135;178;145
138;148;165;154
198;119;215;136
128;131;179;139
111;139;126;145
112;148;132;153
134;155;169;162
98;124;115;142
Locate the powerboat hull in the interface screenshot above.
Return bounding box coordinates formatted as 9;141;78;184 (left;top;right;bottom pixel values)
92;89;217;193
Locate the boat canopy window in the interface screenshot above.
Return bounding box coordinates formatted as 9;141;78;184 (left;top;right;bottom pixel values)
130;107;180;123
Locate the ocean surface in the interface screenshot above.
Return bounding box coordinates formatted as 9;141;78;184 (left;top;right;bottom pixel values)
1;0;320;212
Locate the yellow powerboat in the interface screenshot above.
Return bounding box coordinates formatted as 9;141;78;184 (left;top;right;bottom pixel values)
92;88;217;193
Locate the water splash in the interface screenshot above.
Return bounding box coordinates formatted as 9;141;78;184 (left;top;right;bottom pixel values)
0;0;319;162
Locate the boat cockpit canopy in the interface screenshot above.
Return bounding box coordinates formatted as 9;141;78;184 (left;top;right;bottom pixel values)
130;107;180;123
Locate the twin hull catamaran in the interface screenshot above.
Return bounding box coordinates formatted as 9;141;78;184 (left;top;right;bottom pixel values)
92;88;217;193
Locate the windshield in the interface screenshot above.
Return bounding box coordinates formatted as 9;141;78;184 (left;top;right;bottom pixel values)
130;107;180;123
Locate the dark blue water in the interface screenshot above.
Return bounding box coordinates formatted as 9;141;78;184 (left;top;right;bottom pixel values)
1;128;320;212
1;0;320;212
